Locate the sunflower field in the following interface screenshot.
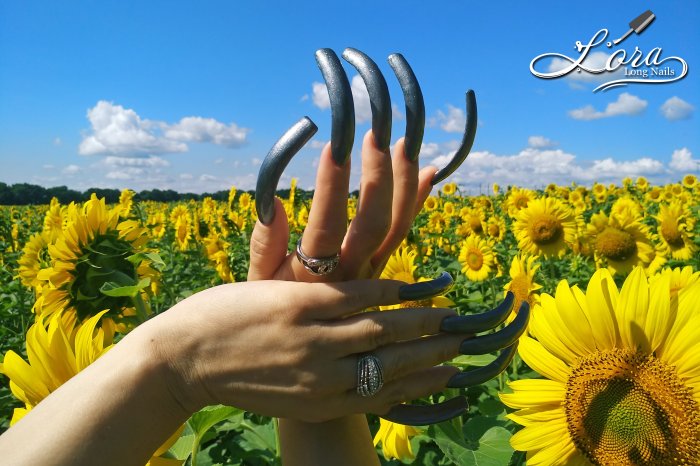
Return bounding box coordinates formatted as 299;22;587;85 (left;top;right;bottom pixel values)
1;175;699;465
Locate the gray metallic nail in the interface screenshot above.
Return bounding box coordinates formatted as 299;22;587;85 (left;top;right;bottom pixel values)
388;53;425;162
431;90;477;185
458;302;530;355
446;343;518;388
440;292;514;334
342;48;392;151
255;117;317;225
315;48;355;165
380;396;468;426
398;271;453;302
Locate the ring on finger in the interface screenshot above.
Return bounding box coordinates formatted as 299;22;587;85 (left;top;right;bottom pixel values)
357;354;384;397
295;237;340;276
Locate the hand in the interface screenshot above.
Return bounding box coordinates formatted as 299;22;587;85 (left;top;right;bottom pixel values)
147;279;463;422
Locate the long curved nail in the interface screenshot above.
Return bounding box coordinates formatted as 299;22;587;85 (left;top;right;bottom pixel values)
315;48;355;166
458;302;530;355
255;117;318;225
398;271;453;301
447;343;518;388
342;48;392;151
431;90;477;185
440;292;514;334
380;396;468;426
388;53;424;162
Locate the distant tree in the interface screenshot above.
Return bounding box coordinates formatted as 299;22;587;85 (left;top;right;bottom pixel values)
83;188;120;203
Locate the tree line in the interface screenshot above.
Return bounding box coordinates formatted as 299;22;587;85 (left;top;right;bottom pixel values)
0;182;292;205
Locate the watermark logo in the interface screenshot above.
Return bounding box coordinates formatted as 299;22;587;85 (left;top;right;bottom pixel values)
530;10;688;92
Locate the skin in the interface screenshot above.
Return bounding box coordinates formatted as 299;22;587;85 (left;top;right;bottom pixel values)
248;131;456;465
0;279;463;466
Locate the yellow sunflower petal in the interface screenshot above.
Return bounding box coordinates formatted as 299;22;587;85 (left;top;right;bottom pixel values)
553;281;596;354
584;269;619;349
518;335;571;383
506;406;566;426
2;351;50;405
526;433;578;466
500;378;566;408
529;297;579;364
509;415;569;451
617;266;650;351
645;271;672;353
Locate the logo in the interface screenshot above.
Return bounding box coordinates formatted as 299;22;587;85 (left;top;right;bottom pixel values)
530;10;689;92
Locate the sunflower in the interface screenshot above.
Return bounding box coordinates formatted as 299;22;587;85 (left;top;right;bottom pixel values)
373;418;422;461
485;216;507;242
506;187;536;218
645;187;662;203
493;183;500;195
428;211;448;233
458;235;495;282
513;197;578;258
33;194;157;325
650;265;700;297
443;201;456;218
500;267;700;465
203;232;234;283
238;192;252;212
380;247;453;309
610;197;642;223
654;202;697;260
587;212;655;276
441;182;457;196
17;231;51;291
682;174;697;189
424;195;439;211
460;206;485;236
503;254;542;312
1;311;183;464
170;204;191;251
118;189;135;218
42;199;64;242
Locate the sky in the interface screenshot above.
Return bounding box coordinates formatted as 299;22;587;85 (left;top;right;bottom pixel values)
1;1;698;194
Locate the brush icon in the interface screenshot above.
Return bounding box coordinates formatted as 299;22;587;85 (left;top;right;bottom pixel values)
612;10;656;45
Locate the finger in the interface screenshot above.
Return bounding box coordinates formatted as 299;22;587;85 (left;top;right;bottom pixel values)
293;143;350;280
332;332;464;390
296;273;454;320
414;165;439;217
322;306;457;356
341;130;393;278
248;197;290;281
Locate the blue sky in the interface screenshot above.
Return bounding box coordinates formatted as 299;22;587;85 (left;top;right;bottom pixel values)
1;1;698;193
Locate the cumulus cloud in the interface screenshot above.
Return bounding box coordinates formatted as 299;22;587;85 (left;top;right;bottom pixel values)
669;148;699;172
311;82;330;110
432;104;466;133
104;155;170;168
568;92;647;120
660;97;694;121
528;136;557;148
420;141;686;192
309;139;328;150
79;101;249;157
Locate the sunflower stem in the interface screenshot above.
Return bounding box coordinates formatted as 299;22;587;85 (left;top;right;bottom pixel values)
273;417;281;459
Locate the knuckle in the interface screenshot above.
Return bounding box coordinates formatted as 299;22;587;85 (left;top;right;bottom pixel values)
363;318;393;348
383;384;411;407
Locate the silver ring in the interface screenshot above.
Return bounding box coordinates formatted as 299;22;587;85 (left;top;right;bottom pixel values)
357;354;384;397
295;238;340;276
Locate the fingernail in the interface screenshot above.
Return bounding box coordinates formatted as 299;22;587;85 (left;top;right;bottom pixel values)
380;396;468;426
458;302;530;355
446;343;518;388
398;271;453;301
440;292;514;334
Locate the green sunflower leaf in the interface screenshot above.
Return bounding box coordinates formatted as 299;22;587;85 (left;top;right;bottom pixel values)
432;423;513;466
100;277;150;297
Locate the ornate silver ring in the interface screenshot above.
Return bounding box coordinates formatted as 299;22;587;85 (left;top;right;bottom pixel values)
357;354;384;397
295;238;340;276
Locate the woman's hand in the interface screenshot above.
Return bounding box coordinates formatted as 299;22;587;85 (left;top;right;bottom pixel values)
147;279;461;422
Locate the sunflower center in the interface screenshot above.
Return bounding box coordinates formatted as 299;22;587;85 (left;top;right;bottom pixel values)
400;298;432;309
466;251;483;270
507;275;531;307
469;217;483;234
487;223;500;238
565;349;700;466
595;227;637;261
660;220;684;247
527;214;562;245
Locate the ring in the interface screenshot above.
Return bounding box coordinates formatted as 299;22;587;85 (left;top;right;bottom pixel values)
295;238;340;276
357;354;384;397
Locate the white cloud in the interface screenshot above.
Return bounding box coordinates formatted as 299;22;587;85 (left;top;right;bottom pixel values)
311;82;330;109
309;139;327;150
300;94;309;102
53;137;62;146
179;173;194;180
528;135;557;148
660;97;694;121
420;141;678;191
62;164;82;175
569;92;647;120
251;157;262;167
104;155;170;168
79;101;249;157
105;167;144;180
199;174;217;182
420;142;441;158
164;116;248;147
214;158;224;165
433;104;466;133
669;148;699;172
43;164;55;170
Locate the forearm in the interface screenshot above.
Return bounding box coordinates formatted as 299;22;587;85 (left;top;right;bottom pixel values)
279;415;380;466
0;323;190;466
